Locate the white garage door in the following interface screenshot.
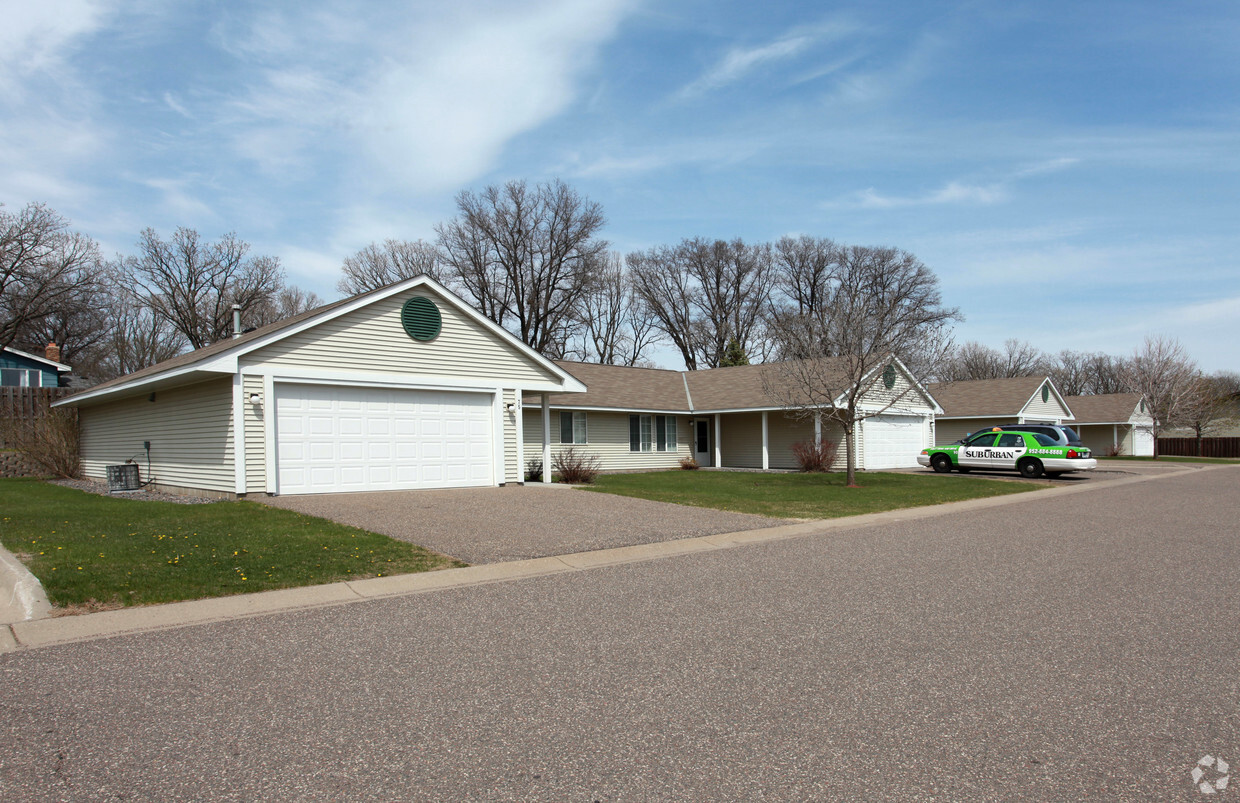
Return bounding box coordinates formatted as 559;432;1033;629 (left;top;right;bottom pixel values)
275;384;493;494
864;414;929;469
1133;427;1155;457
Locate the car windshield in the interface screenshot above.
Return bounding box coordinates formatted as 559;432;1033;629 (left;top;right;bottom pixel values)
1032;433;1058;446
1060;426;1080;442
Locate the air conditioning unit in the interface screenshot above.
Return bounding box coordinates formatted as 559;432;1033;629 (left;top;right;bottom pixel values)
106;464;141;493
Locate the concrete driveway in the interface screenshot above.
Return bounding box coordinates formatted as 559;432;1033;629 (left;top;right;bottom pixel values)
261;483;785;564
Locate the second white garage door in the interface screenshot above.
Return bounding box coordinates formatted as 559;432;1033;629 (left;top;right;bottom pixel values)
275;384;493;494
863;414;929;469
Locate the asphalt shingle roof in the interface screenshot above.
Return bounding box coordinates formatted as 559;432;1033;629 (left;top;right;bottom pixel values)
926;376;1049;418
1063;393;1143;423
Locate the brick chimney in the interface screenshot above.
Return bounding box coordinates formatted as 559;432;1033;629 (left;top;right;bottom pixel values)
45;342;61;363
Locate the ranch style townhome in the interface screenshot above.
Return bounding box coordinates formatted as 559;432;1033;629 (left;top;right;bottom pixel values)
927;377;1155;456
927;376;1076;446
53;275;943;498
522;359;941;474
1062;393;1155;456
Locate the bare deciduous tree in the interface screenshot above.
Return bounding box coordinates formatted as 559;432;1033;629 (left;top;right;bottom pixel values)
763;245;960;486
436;179;607;357
629;237;773;369
123;228;285;349
1;202;104;351
1121;335;1201;457
336;239;443;295
1046;350;1130;396
100;292;186;379
773;235;837;315
940;339;1044;381
1177;371;1240;452
574;253;661;366
247;285;325;329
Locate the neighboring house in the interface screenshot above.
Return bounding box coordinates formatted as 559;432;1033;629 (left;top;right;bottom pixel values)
54;276;585;498
1063;393;1155;456
524;358;942;473
0;344;71;387
927;376;1074;445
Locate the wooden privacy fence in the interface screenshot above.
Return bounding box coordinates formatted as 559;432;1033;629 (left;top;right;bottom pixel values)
0;387;76;449
1157;437;1240;458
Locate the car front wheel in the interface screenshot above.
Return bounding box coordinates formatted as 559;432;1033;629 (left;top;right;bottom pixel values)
1017;457;1044;479
931;454;953;473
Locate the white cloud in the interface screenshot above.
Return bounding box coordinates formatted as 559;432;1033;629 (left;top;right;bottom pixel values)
0;0;110;97
677;19;858;100
221;0;635;193
856;181;1007;208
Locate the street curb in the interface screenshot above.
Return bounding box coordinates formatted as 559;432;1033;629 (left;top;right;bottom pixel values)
3;463;1229;654
0;541;52;626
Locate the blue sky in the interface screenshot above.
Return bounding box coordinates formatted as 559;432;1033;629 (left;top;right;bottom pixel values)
3;0;1237;371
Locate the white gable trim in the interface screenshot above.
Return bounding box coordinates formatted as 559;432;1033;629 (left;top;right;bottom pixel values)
832;355;945;415
55;275;585;407
2;345;71;372
1018;377;1074;420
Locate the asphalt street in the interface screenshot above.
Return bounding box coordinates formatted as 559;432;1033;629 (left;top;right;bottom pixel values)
1;466;1237;801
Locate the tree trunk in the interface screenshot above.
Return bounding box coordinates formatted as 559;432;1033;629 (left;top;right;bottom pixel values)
844;422;857;487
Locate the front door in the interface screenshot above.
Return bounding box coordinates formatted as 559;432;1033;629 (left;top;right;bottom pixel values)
694;419;711;467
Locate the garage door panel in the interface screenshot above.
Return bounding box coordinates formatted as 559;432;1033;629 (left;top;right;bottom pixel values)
275;384;494;494
865;414;929;469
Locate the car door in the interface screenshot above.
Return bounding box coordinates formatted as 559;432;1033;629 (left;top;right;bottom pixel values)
994;432;1028;470
959;432;999;468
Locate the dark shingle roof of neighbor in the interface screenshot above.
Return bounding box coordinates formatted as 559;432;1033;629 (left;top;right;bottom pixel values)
1063;393;1143;423
926;376;1050;418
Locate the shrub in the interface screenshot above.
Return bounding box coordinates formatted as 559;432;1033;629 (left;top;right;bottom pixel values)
552;447;602;484
1106;444;1125;457
679;455;700;470
525;457;544;482
2;408;81;478
791;439;839;473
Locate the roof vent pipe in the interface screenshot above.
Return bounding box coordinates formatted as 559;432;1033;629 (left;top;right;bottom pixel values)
232;304;242;339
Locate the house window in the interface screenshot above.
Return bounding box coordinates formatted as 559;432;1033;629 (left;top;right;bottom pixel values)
629;415;677;452
0;368;40;387
559;411;587;444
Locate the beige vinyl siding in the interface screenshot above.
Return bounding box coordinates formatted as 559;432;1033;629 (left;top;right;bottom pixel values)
1078;424;1133;456
243;374;266;493
761;413;848;471
1021;383;1070;421
503;389;518;483
79;378;235;493
859;367;934;413
242;289;556;385
719;412;764;467
523;409;691;471
934;417;1019;446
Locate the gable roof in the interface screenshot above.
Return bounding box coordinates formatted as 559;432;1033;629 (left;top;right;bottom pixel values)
526;356;939;414
1064;393;1146;424
2;345;71;372
928;376;1067;418
57;275;585;407
536;361;689;411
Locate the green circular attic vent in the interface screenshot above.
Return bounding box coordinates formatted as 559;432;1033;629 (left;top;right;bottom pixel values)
1041;383;1050;403
401;297;442;342
883;363;896;390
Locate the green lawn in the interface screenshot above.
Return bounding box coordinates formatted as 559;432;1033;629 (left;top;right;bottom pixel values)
586;470;1039;519
1100;455;1240;465
0;479;464;610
